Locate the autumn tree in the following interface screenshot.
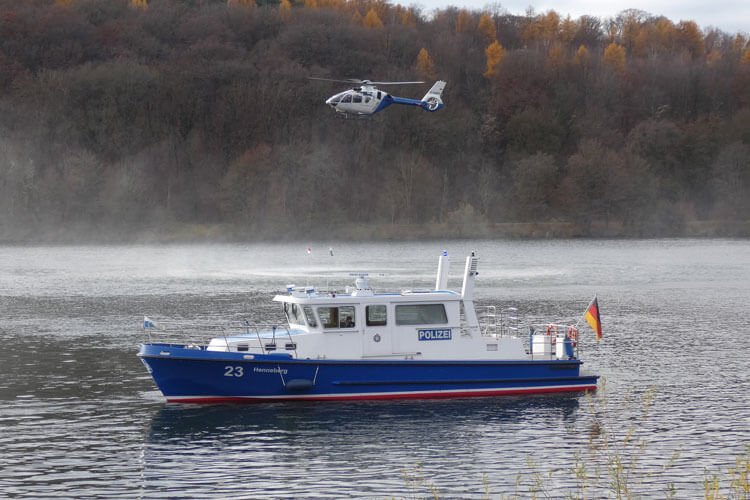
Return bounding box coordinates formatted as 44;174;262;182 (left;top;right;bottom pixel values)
676;20;704;59
130;0;148;9
483;40;506;78
362;8;383;28
477;13;496;44
416;48;436;79
574;44;590;68
456;10;473;33
602;42;626;72
279;0;291;19
228;0;257;7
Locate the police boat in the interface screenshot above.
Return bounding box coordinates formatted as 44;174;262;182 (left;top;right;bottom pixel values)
138;252;599;403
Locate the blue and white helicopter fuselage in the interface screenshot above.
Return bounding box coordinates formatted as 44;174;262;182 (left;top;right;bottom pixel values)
319;80;446;117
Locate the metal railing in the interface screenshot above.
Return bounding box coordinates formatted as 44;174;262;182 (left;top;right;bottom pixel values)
479;306;519;338
142;320;297;356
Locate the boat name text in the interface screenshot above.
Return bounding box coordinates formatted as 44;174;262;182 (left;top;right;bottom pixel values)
253;366;289;375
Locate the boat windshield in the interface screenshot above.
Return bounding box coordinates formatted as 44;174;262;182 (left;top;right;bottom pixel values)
283;302;306;326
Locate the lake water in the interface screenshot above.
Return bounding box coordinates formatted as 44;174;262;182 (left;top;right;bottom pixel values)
1;239;749;498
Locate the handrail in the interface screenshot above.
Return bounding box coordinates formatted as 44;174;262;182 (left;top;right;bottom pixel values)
141;319;298;355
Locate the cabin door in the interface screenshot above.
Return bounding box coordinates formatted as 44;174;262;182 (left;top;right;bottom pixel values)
362;304;392;357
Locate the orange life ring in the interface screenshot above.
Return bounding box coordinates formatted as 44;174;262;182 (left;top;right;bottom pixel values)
567;327;578;348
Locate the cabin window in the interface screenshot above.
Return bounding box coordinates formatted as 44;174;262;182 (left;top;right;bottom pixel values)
395;304;448;325
353;94;362;103
284;303;306;326
366;305;387;326
303;305;318;327
317;306;355;329
341;95;352;103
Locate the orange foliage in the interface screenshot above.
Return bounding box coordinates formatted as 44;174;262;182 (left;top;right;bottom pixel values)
676;20;704;59
523;10;560;46
395;5;416;27
416;48;436;80
655;18;676;50
621;11;642;50
574;45;590;67
483;40;506;78
362;8;383;28
733;35;747;55
548;44;566;71
478;14;496;44
55;0;73;8
279;0;291;19
130;0;148;9
456;10;473;33
228;0;257;7
706;49;722;66
602;42;626;72
742;49;750;65
559;16;576;44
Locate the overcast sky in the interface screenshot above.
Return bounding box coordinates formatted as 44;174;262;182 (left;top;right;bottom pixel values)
414;0;750;35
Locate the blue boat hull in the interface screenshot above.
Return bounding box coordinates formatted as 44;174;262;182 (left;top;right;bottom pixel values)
139;344;598;403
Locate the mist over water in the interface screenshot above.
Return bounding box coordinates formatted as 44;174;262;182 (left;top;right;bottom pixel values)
1;239;749;497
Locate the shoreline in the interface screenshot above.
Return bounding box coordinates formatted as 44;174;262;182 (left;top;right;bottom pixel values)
1;219;749;245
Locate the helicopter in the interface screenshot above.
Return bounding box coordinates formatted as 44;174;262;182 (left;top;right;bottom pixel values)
310;78;446;117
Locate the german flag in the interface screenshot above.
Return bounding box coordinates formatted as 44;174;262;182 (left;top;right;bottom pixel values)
585;296;602;341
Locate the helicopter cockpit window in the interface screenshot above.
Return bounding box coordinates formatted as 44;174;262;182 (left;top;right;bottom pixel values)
353;94;362;103
341;95;352;103
329;95;342;104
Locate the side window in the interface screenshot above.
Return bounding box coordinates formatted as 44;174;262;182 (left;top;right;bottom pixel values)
339;306;355;328
317;306;355;329
341;94;352;103
395;304;448;325
366;305;387;326
353;94;362;103
317;307;338;328
303;305;318;327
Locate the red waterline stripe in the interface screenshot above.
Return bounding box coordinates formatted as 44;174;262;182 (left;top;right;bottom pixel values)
166;385;598;404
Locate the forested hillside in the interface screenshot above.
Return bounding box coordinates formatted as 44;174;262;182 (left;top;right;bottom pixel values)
1;0;749;241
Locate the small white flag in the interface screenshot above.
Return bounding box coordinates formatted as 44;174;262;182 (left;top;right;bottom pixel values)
307;247;312;254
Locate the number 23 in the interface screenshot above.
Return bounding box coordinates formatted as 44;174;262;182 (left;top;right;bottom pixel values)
224;365;244;377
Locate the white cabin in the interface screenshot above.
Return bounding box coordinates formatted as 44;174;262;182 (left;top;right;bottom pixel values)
207;253;528;361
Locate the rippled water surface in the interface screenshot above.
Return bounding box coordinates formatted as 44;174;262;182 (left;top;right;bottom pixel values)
1;239;749;498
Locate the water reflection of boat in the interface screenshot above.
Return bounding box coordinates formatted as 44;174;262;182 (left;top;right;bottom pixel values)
146;395;582;443
138;252;598;403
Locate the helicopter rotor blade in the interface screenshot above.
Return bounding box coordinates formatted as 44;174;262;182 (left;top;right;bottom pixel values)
308;77;367;84
366;81;424;85
309;77;424;86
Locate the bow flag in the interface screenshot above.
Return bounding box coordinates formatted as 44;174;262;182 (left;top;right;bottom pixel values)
307;247;312;255
144;316;157;329
584;296;602;341
329;247;334;256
